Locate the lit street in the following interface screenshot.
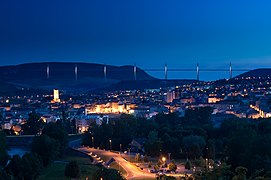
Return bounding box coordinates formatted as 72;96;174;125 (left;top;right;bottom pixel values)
78;147;155;180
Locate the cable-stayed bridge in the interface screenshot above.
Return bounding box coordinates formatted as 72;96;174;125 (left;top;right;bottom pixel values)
44;63;250;82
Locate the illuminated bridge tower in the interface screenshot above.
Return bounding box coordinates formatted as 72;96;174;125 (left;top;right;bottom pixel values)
46;64;50;79
196;62;199;81
134;63;137;81
229;62;232;79
104;64;107;83
165;63;168;80
75;65;78;81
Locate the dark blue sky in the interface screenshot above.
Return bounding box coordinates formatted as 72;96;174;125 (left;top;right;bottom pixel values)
1;0;271;80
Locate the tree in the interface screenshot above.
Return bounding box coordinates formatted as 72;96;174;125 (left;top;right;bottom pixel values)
156;174;177;180
92;167;125;180
148;162;152;168
183;135;206;159
225;127;256;170
42;122;68;156
162;133;181;158
249;169;265;180
5;155;22;179
90;123;114;149
232;166;247;180
0;168;9;180
199;157;206;168
169;161;178;172
31;134;60;166
200;162;233;180
65;161;80;179
0;130;9;168
144;155;149;162
154;113;180;127
154;165;160;171
185;160;191;170
145;131;163;157
21;112;45;135
21;153;43;180
207;139;216;159
110;115;136;150
184;107;213;125
135;153;141;162
82;132;92;147
0;113;3;122
135;118;157;138
5;150;42;179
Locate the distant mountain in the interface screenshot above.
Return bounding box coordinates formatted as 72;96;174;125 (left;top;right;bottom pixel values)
235;68;271;79
0;62;155;91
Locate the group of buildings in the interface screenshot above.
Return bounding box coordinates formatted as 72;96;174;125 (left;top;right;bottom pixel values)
1;77;271;134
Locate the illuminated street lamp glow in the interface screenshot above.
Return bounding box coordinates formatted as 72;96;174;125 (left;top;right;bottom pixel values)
109;139;112;150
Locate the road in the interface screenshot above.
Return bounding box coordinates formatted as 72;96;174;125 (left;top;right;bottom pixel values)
69;140;191;179
77;147;155;180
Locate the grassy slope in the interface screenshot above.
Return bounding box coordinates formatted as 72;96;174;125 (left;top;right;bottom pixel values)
38;149;99;180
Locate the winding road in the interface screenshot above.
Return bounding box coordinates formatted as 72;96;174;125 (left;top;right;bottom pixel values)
78;146;155;180
69;139;191;179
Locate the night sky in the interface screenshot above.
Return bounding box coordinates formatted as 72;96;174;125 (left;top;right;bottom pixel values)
1;0;271;80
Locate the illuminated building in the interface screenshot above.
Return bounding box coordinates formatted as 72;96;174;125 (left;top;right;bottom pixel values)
250;104;271;118
51;89;60;103
208;97;223;103
40;114;60;123
73;104;81;109
180;97;196;104
84;102;136;115
165;91;176;103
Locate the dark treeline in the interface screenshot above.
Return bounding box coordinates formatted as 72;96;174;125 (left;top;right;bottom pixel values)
83;107;271;179
0;118;69;180
0;112;124;180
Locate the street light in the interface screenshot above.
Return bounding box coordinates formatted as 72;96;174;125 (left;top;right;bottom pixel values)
109;139;112;150
162;157;166;166
162;157;166;172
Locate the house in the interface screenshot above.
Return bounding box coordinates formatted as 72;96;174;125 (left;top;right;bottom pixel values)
130;138;147;153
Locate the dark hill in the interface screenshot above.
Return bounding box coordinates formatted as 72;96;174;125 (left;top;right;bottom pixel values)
0;62;155;90
236;68;271;79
